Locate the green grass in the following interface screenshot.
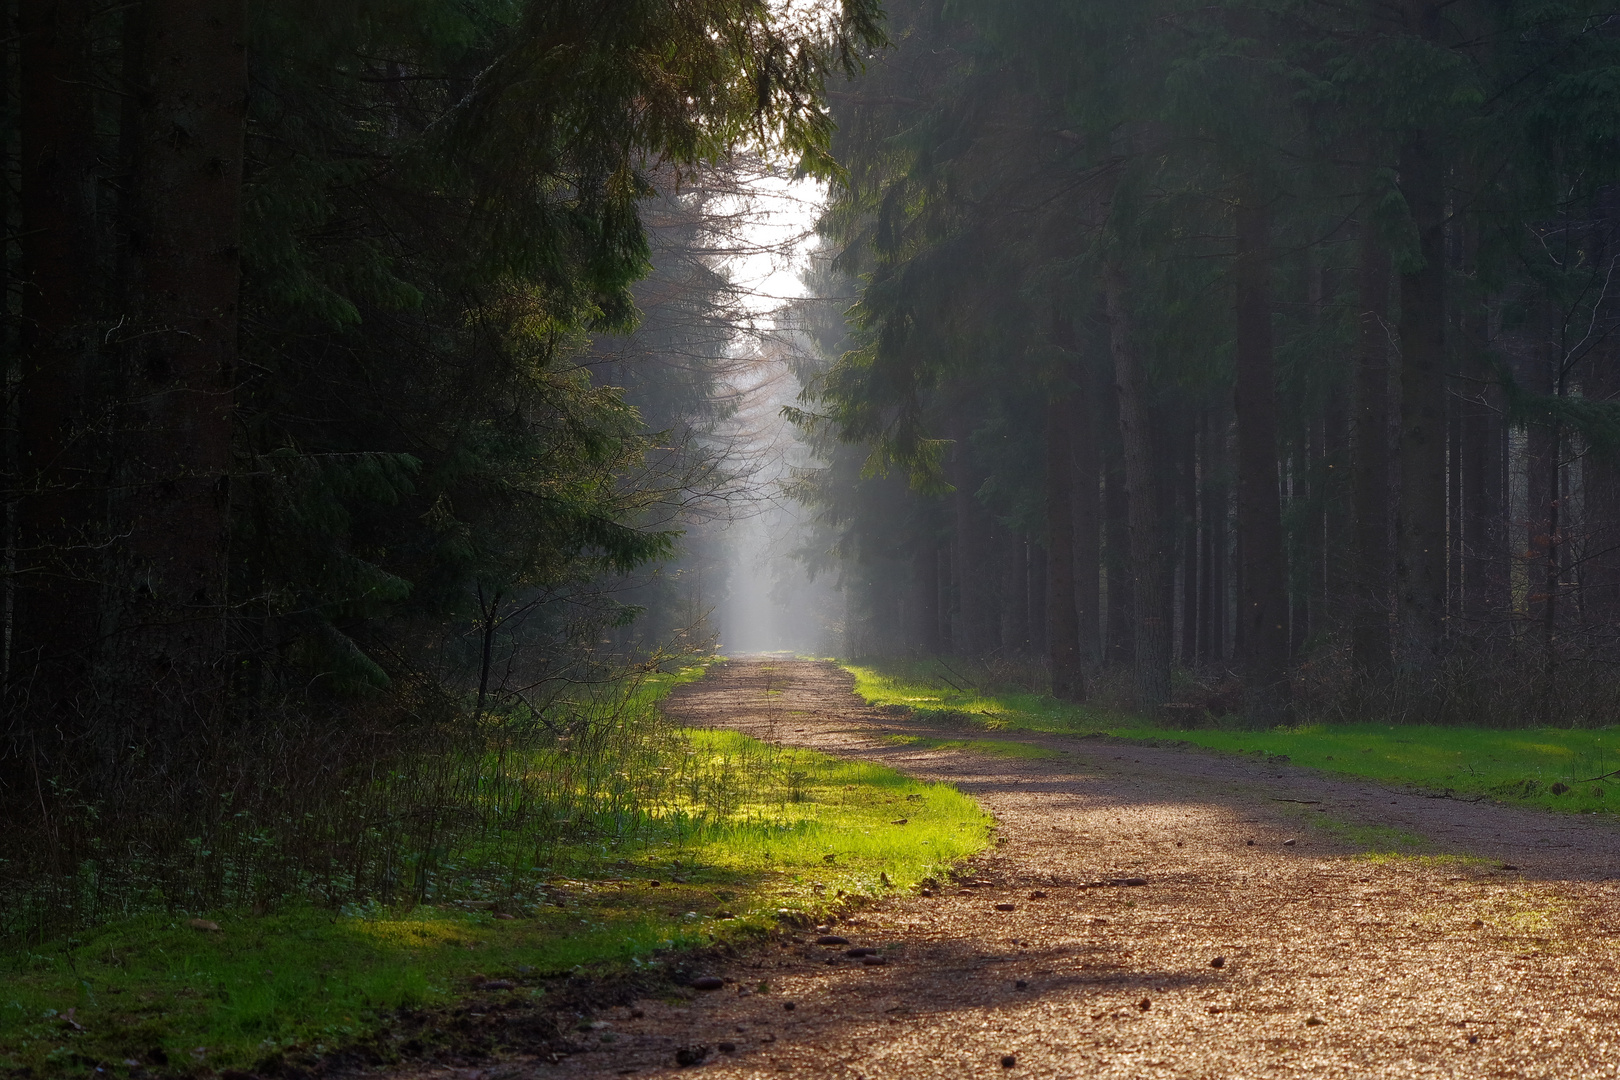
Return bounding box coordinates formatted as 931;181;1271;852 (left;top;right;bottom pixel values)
0;724;990;1078
845;657;1620;816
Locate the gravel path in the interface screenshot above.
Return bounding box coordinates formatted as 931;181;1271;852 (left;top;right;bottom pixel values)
464;659;1620;1078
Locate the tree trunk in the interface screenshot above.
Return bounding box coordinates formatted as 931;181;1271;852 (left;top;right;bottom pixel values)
1202;409;1230;663
1103;388;1134;668
1104;261;1171;712
1394;130;1449;672
11;0;105;734
1232;195;1291;723
1352;221;1393;674
1181;418;1199;662
915;538;942;654
1046;393;1084;699
1073;383;1102;667
113;0;248;738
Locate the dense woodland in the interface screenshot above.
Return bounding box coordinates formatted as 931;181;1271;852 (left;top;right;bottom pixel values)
793;0;1620;726
6;0;1620;933
0;0;879;930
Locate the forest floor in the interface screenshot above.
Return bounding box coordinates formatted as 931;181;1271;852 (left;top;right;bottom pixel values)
394;658;1620;1078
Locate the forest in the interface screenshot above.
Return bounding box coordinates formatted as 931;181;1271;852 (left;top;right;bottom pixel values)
6;0;1620;1051
797;0;1620;729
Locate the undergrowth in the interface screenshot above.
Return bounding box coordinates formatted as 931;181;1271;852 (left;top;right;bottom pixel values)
0;723;990;1078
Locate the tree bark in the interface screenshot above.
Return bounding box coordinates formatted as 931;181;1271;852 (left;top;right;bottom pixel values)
1352;220;1393;674
11;0;105;731
1232;195;1291;723
1103;389;1134;668
1394;129;1449;673
1046;393;1084;699
1072;383;1102;667
113;0;248;737
1104;261;1171;713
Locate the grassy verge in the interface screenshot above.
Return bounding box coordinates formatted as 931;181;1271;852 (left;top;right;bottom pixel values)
846;657;1620;816
1;680;991;1078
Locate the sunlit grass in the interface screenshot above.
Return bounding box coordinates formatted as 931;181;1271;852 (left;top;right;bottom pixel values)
0;727;991;1078
845;657;1620;816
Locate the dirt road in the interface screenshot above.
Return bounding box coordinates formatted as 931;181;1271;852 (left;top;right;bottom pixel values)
482;660;1620;1077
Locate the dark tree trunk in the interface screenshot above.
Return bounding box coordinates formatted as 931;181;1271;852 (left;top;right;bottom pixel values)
1104;262;1171;712
1028;542;1048;659
1352;221;1393;674
915;537;941;654
1181;418;1198;663
1103;385;1134;668
1202;410;1230;663
1001;526;1030;655
11;0;104;733
1394;132;1449;672
113;0;249;737
1046;393;1084;699
1232;195;1291;722
1073;384;1102;667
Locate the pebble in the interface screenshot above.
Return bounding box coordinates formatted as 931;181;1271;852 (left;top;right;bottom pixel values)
1014;980;1028;990
845;947;876;957
674;1046;708;1066
816;935;850;946
718;1041;737;1053
1139;998;1151;1011
995;903;1017;911
1000;1054;1017;1068
1283;839;1297;847
1210;956;1226;968
691;976;725;991
1028;890;1047;899
783;1002;796;1011
1305;1015;1325;1026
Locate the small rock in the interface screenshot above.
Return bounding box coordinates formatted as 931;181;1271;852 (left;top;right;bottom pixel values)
1472;919;1485;928
1305;1015;1325;1026
861;955;888;966
649;880;661;888
630;1008;645;1018
1500;864;1519;871
783;1001;796;1011
815;934;849;946
674;1045;709;1067
1138;998;1151;1011
1210;956;1226;969
1014;980;1028;990
1245;839;1255;846
186;919;221;933
1283;839;1297;847
1109;878;1148;887
1028;890;1047;899
691;976;725;991
1000;1054;1017;1068
845;947;876;957
995;903;1016;911
718;1041;737;1053
1467;1034;1479;1045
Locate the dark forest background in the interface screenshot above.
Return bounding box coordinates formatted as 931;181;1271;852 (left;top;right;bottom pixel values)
792;0;1620;729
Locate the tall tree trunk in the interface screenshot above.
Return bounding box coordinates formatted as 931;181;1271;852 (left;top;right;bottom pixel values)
1103;386;1134;668
1073;383;1102;667
1232;195;1291;723
1202;409;1230;663
11;0;104;735
1001;525;1030;655
1394;131;1449;672
915;537;941;654
1181;418;1198;662
1028;541;1048;659
1104;262;1171;712
114;0;248;738
1352;221;1393;674
1046;393;1084;699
